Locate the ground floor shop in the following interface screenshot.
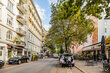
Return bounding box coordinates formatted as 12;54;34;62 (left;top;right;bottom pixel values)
82;43;110;61
0;43;8;61
0;43;26;61
82;50;102;61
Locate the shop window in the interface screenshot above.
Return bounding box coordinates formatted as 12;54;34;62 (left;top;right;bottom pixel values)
108;50;110;59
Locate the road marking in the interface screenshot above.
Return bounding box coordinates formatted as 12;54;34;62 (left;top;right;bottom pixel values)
67;68;72;73
75;66;85;73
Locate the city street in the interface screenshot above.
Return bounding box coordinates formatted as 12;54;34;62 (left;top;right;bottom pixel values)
0;58;82;73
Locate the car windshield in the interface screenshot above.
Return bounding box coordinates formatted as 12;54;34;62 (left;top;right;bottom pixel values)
64;54;72;57
10;57;19;59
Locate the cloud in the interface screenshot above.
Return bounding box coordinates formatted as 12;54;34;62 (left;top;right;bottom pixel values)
43;24;51;31
48;0;58;5
34;1;46;21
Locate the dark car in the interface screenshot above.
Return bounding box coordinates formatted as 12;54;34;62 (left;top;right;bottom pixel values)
0;60;4;68
8;55;29;64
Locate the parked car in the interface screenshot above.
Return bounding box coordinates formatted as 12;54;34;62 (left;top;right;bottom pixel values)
53;53;58;58
39;53;44;59
8;55;29;64
0;60;4;68
59;53;75;67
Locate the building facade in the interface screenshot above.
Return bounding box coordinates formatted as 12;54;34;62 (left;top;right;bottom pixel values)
42;27;47;51
71;15;99;53
0;0;27;61
98;18;110;42
42;27;47;45
27;0;42;57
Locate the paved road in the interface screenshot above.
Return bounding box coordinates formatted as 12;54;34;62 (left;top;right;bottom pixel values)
0;58;82;73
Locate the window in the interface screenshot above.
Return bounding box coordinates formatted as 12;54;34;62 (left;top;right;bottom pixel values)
105;21;107;26
0;51;2;56
0;29;1;39
7;1;13;12
7;15;13;26
105;36;106;39
0;8;2;20
105;28;107;33
6;30;12;40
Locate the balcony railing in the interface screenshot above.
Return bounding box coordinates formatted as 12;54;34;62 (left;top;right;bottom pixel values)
0;0;2;4
16;14;26;25
16;40;26;47
16;28;26;36
17;3;26;14
21;0;26;4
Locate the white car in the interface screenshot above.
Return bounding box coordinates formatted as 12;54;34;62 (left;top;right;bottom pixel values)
53;53;58;58
59;53;75;67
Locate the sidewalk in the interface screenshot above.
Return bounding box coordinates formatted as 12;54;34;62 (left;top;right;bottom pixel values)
75;60;104;73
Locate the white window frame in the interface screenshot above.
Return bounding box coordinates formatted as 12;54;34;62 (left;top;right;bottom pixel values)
0;28;1;39
7;0;13;12
7;15;13;26
0;7;2;21
6;30;13;40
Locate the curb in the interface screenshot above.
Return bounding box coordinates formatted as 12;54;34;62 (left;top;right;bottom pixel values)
75;65;85;73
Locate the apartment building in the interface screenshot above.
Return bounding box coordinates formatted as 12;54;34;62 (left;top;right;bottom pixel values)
0;0;27;61
71;15;99;53
27;0;42;57
42;27;47;49
98;18;110;42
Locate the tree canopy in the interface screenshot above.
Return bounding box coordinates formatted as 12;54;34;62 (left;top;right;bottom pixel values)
46;0;109;52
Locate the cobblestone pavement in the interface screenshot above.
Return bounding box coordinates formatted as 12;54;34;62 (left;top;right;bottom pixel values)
0;58;83;73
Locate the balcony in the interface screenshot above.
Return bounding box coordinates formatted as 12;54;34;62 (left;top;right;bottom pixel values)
0;0;2;4
17;3;26;14
16;14;26;25
16;28;26;36
21;0;27;4
16;40;26;47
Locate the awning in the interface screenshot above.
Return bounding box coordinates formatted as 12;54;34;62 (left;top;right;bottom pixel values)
82;42;101;52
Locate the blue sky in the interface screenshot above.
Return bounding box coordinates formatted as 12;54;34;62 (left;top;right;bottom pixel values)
33;0;57;31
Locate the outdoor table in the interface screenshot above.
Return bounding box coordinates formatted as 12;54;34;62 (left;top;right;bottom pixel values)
86;60;94;66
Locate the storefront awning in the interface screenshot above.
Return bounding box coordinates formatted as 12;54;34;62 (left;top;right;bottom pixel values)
82;42;101;52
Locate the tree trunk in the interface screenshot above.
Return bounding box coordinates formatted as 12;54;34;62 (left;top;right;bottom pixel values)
65;38;68;52
65;43;68;52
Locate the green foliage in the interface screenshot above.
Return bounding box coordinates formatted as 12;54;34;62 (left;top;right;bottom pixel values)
46;0;108;52
104;0;110;18
56;48;64;54
74;53;93;60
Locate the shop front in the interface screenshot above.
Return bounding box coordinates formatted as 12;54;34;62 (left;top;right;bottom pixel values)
0;43;8;61
7;45;12;58
15;45;26;56
82;43;101;61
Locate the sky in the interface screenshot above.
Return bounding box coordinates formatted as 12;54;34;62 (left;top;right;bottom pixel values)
33;0;58;31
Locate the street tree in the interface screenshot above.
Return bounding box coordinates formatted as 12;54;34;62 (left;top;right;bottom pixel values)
46;0;109;52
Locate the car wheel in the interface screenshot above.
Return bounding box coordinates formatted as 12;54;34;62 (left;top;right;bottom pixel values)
62;64;64;67
72;64;75;67
18;60;21;64
27;59;29;63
